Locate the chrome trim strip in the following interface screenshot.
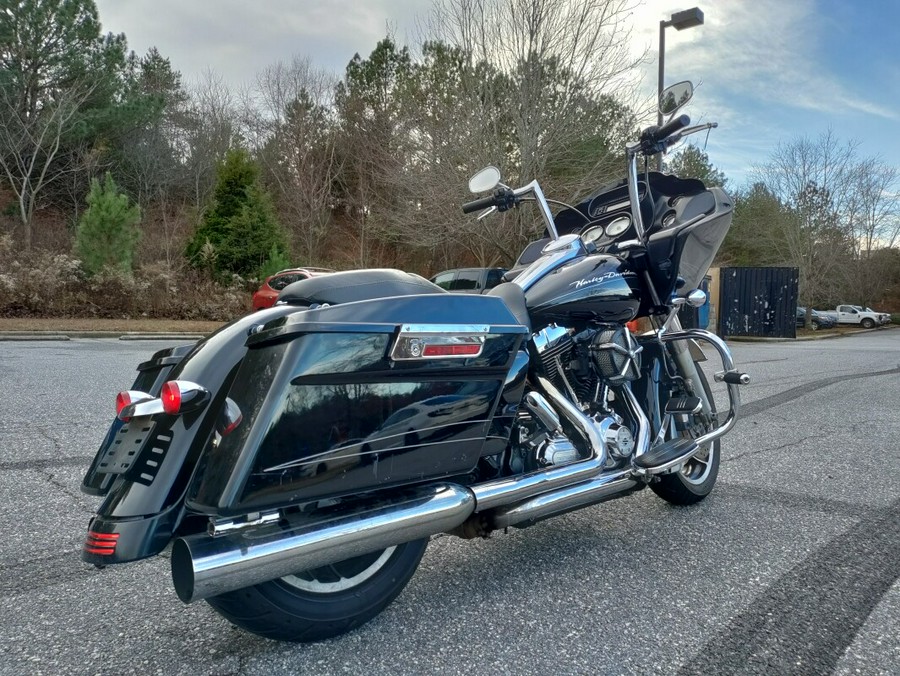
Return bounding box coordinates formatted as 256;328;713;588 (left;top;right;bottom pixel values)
399;324;490;334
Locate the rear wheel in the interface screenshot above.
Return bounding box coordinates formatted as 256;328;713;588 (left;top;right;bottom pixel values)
206;538;428;642
650;364;720;505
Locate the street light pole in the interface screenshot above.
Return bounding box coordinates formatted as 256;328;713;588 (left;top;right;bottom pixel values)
656;7;704;170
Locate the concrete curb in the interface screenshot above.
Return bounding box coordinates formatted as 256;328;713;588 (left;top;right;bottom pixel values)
727;325;897;343
0;331;204;341
0;334;71;341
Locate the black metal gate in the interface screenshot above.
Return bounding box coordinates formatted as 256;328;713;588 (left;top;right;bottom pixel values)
718;267;799;338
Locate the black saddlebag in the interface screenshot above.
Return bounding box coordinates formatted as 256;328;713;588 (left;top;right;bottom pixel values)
185;293;530;517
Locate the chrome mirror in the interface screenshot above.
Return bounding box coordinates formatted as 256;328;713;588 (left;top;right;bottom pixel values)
659;81;694;117
468;166;501;194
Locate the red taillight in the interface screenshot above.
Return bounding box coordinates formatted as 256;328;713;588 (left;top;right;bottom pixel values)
84;531;119;556
422;343;483;357
626;320;640;333
161;381;181;415
115;391;131;415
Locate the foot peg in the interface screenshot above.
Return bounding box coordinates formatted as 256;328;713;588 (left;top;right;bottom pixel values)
632;438;699;476
714;370;750;385
664;396;702;414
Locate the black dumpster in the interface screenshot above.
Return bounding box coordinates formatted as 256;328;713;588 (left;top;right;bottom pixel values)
718;267;799;338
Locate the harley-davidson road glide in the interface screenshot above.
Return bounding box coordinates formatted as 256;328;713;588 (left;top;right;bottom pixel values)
80;82;749;642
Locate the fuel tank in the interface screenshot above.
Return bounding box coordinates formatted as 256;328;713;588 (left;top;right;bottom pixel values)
525;254;641;327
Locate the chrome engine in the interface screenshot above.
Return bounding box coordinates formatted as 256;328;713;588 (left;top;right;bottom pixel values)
517;323;644;470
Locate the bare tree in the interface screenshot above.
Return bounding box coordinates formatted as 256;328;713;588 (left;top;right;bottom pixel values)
851;158;899;255
183;70;237;214
405;0;644;265
0;81;95;248
845;158;900;305
248;56;342;264
752;130;861;314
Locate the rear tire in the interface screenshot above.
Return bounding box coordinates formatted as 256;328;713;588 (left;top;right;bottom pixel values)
206;538;428;642
650;364;721;506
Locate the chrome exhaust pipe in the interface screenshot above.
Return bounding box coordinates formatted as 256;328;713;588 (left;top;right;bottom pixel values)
490;469;637;529
171;484;474;603
471;374;610;511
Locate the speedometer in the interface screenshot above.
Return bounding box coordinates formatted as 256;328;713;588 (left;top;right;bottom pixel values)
605;215;631;237
581;226;606;244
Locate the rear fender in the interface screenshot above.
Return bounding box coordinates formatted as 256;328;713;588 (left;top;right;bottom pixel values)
81;305;302;564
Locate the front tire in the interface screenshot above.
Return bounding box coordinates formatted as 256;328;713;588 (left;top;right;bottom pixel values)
650;365;721;506
861;318;876;329
206;539;428;642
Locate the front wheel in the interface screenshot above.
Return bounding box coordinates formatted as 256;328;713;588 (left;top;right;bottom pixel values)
650;365;721;506
206;538;428;642
861;318;876;329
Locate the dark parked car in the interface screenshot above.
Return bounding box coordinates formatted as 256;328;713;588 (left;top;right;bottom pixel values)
796;306;836;331
429;267;506;293
252;268;334;310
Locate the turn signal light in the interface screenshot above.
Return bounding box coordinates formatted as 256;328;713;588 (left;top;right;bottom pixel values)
115;391;131;415
159;380;209;416
161;381;182;415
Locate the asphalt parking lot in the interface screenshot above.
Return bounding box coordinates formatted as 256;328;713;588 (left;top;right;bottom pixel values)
1;330;898;675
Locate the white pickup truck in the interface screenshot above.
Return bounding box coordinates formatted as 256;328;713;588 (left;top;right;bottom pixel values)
816;305;891;328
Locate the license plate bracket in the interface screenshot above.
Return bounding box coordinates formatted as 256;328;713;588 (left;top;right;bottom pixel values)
94;417;156;475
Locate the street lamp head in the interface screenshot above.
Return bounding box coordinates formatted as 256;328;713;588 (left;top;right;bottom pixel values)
669;7;704;30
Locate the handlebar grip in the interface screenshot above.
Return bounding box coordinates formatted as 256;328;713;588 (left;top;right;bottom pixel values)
657;114;691;142
462;195;497;214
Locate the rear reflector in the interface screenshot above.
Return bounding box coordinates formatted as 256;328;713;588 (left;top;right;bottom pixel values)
422;344;483;357
84;531;119;556
219;398;243;436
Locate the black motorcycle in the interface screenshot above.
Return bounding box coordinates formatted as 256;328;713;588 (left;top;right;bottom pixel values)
80;81;748;642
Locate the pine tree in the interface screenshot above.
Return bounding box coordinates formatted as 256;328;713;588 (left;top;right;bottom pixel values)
74;173;141;275
185;149;288;278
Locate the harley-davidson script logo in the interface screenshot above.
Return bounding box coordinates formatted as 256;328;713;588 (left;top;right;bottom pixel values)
569;271;622;288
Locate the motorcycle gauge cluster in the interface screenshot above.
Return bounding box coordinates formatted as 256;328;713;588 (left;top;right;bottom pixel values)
604;215;630;237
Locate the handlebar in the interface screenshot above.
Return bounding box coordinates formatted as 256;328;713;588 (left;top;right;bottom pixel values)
657;114;690;141
462;187;517;214
639;114;691;155
461;194;498;214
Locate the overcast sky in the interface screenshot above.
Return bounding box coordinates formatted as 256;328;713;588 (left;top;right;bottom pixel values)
95;0;900;187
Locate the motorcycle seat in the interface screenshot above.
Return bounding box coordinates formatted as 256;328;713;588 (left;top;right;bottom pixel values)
487;282;531;332
278;268;446;307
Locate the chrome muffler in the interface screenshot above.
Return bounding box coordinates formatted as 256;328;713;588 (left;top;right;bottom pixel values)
171;484;474;603
490;468;637;529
